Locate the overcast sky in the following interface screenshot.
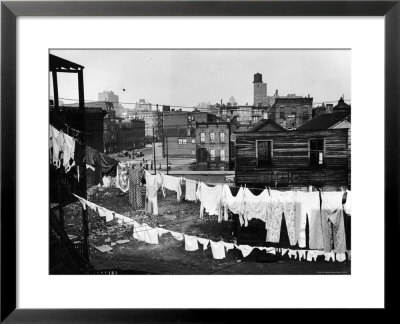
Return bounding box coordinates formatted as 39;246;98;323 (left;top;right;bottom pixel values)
50;49;351;109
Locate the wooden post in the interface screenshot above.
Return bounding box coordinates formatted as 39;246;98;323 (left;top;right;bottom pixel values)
153;127;156;175
166;131;169;175
52;70;59;109
78;68;89;261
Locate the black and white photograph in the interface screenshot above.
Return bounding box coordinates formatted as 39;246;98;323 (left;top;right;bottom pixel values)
49;49;351;275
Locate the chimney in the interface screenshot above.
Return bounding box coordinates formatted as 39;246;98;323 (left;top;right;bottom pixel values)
275;89;279;97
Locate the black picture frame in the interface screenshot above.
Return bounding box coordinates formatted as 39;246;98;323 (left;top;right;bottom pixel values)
1;0;399;321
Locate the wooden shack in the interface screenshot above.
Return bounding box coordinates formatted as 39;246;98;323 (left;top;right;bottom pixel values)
234;120;349;190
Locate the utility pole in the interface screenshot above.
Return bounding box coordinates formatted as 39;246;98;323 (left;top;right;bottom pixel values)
166;130;169;175
153;127;156;175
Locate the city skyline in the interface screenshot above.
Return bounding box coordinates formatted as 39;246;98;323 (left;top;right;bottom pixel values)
50;49;351;109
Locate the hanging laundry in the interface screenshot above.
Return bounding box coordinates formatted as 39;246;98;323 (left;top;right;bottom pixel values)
63;133;76;172
336;253;346;262
128;165;143;210
97;207;107;219
241;188;269;227
344;190;352;216
102;175;112;188
210;240;226;259
170;231;184;241
221;185;245;224
116;163;129;193
264;190;297;245
196;237;210;250
288;249;298;260
145;171;161;215
196;182;223;219
222;242;235;251
161;174;182;201
184;235;199;251
157;227;170;237
324;251;336;262
302;191;325;251
297;250;307;261
73;194;87;210
306;250;324;262
51;126;65;168
99;152;118;174
281;248;288;256
257;247;276;254
321;192;347;254
85;146;100;167
132;221;159;245
104;209;114;222
234;244;254;258
294;191;320;248
185;179;198;202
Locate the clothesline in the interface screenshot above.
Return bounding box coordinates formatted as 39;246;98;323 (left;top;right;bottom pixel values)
73;193;350;262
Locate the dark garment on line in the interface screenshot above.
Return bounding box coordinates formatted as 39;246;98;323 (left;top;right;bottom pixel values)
99;152;118;174
74;142;86;166
85;146;100;166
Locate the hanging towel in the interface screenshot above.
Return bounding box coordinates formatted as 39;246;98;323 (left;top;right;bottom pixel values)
170;231;184;241
162;174;182;201
288;249;298;260
298;250;307;261
306;250;324;262
97;207;107;218
222;242;235;252
196;237;210;250
344;190;352;216
221;185;245;224
241;188;270;227
63;133;76;172
336;253;346;262
257;247;276;255
51;127;65;168
132;222;159;245
143;226;159;245
184;234;199;251
281;248;288;256
234;244;254;258
104;209;114;222
185;179;198;202
116;163;130;193
321;192;347;254
324;251;336;262
157;227;170;237
196;182;223;219
210;240;226;259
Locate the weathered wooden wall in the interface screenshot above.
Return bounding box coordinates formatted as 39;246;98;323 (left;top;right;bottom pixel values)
235;129;349;189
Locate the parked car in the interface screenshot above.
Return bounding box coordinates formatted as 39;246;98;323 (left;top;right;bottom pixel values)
224;175;235;183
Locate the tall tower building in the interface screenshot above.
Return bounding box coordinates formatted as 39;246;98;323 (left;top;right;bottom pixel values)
253;73;267;107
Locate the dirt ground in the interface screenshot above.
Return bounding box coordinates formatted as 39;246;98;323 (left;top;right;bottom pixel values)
63;186;351;275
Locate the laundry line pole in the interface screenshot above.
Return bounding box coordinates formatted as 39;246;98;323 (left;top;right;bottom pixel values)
153;127;156;175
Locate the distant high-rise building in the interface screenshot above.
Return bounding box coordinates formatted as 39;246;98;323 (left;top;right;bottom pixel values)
98;91;126;117
253;73;268;107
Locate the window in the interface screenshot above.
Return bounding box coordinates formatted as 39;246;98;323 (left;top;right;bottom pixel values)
309;139;324;168
178;139;183;144
210;149;215;161
219;132;225;143
192;138;195;144
220;149;225;161
210;132;215;142
191;150;195;155
200;132;205;143
256;140;273;167
183;138;187;144
253;116;258;123
280;107;285;119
